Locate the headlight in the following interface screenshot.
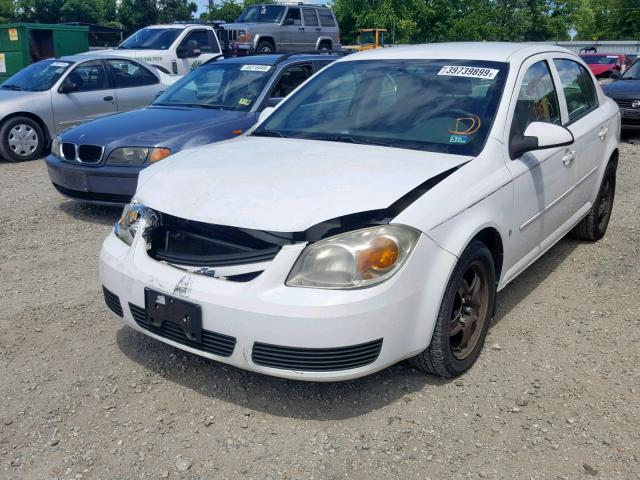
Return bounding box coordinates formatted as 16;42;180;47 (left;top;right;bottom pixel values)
114;202;157;246
106;147;171;166
286;225;420;289
51;136;63;159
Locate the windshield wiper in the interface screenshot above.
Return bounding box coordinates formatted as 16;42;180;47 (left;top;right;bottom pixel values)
1;84;24;91
252;129;286;138
309;134;393;147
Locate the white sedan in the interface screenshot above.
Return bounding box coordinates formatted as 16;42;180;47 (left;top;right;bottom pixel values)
100;43;620;381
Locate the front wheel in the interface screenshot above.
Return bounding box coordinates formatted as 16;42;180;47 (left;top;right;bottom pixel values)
411;240;496;377
256;40;275;53
0;116;45;162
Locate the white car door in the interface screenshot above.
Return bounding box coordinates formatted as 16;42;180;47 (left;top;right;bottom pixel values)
106;59;161;112
551;57;607;230
502;56;576;282
176;29;220;73
51;60;117;133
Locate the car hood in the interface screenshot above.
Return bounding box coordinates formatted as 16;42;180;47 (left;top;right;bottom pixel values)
588;64;616;76
135;137;472;232
603;79;640;96
61;106;256;150
0;89;47;105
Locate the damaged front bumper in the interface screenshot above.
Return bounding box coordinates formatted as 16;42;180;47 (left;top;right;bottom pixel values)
99;225;456;381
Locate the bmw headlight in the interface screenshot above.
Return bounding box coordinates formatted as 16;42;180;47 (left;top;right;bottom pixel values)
51;136;63;159
106;147;171;166
286;225;420;289
114;202;157;246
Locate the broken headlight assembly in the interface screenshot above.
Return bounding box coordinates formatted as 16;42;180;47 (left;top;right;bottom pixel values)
286;225;420;289
114;202;158;246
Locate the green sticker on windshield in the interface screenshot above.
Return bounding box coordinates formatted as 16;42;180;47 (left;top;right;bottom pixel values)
238;98;251;106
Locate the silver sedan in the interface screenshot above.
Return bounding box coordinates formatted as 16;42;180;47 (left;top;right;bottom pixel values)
0;53;178;162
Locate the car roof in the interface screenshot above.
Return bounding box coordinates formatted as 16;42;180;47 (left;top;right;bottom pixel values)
580;53;625;57
340;42;574;63
218;53;340;66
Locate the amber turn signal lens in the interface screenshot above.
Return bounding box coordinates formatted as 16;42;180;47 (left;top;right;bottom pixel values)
119;208;139;227
358;236;399;278
148;148;171;163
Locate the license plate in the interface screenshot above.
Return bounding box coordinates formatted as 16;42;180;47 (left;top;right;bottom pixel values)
145;288;202;343
63;169;87;191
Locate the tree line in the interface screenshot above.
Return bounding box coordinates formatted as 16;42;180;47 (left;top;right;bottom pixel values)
0;0;638;42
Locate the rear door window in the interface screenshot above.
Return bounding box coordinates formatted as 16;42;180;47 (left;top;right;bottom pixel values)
302;8;319;27
553;59;598;123
107;59;158;88
318;9;336;27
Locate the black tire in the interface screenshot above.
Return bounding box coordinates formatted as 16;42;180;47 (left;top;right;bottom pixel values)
410;240;496;377
0;116;45;162
256;40;275;53
318;41;332;51
570;161;616;241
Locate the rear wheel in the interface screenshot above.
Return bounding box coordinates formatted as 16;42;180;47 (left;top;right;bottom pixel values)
0;116;45;162
318;41;332;51
410;240;496;377
256;40;275;53
571;161;616;241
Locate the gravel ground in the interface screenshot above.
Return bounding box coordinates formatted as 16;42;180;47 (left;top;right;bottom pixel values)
1;141;639;480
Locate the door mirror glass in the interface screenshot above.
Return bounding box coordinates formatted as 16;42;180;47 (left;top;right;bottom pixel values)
59;78;78;94
510;122;574;158
258;106;275;123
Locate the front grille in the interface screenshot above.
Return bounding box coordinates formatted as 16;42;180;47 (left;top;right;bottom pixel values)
62;142;76;161
129;303;236;357
622;117;640;126
77;144;104;164
103;287;123;317
252;339;383;372
613;98;638;109
147;212;286;268
52;183;132;204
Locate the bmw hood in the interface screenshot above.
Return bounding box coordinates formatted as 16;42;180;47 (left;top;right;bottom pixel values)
61;106;255;150
135;137;472;232
603;79;640;97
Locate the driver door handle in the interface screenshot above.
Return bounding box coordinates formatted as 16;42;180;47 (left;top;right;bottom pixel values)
598;126;608;142
103;96;114;102
562;149;576;167
298;27;305;31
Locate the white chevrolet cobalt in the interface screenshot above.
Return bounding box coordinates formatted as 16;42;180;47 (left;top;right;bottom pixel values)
100;43;620;381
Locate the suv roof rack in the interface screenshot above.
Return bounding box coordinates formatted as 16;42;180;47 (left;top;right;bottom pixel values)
273;2;328;6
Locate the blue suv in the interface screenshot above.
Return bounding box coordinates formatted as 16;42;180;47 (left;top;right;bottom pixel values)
46;53;337;204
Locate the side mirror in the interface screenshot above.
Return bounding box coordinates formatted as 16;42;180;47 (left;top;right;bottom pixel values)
267;97;283;108
258;106;275;123
510;122;574;159
283;18;294;26
59;78;78;94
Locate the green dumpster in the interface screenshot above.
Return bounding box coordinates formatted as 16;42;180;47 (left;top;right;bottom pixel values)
0;23;89;83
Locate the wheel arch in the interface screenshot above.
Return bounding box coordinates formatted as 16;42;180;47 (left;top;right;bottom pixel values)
471;227;504;284
0;111;52;146
315;37;333;50
255;35;276;50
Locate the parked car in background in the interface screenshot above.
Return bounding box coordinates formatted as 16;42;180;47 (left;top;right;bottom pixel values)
93;24;224;75
100;43;619;381
0;54;176;162
603;59;640;130
46;53;338;204
580;53;634;84
223;3;340;53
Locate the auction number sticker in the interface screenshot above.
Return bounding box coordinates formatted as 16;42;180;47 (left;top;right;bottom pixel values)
438;65;499;79
241;65;272;72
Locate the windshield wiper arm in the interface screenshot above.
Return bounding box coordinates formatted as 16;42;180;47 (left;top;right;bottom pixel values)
252;129;286;138
1;84;23;91
311;134;392;147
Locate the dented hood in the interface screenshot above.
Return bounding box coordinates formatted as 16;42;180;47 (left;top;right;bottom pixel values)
135;137;471;232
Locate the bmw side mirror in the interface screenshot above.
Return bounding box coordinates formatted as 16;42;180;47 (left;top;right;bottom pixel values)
59;79;78;94
510;122;574;159
267;97;283;107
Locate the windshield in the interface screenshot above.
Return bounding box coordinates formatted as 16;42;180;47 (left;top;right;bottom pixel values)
622;60;640;80
154;62;273;111
1;60;72;92
253;60;508;156
119;28;181;50
237;5;285;23
581;55;620;65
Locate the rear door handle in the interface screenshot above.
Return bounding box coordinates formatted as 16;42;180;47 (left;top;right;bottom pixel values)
315;28;322;31
103;96;114;102
598;126;608;142
562;149;576;167
298;27;305;31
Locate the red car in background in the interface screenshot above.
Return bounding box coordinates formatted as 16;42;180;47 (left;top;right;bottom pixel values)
580;53;635;83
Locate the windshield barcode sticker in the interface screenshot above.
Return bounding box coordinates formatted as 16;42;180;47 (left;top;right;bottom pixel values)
51;62;70;68
438;66;499;79
241;65;272;72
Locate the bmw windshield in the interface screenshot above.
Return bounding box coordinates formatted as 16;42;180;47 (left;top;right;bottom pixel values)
154;62;273;111
119;28;181;50
253;60;508;156
1;60;73;92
